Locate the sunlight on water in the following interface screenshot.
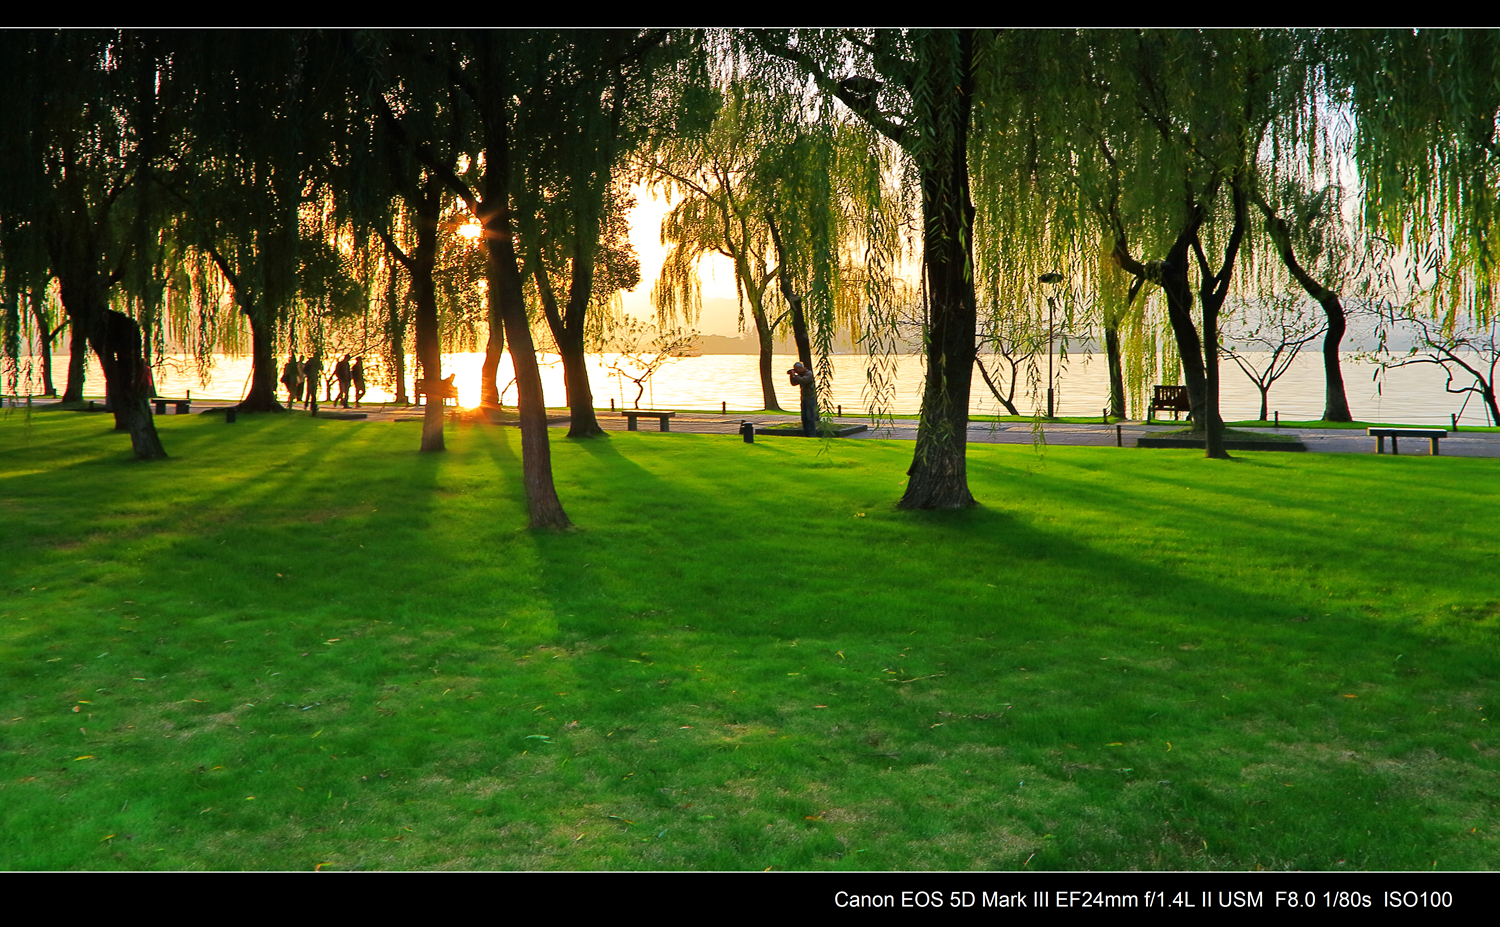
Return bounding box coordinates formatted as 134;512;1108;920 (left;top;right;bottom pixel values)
41;348;1493;427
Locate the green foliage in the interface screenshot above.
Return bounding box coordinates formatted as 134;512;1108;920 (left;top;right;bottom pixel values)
1336;30;1500;321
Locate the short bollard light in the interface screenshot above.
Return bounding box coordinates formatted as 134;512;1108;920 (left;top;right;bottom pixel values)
740;421;755;443
226;407;238;424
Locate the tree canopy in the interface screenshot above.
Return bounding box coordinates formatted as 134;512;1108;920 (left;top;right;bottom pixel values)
5;29;1499;510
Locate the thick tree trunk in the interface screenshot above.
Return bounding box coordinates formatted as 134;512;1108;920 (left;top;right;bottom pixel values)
558;335;601;437
62;318;87;404
89;308;167;460
900;34;978;510
412;185;445;453
478;33;570;529
1159;253;1209;433
1104;325;1125;419
238;308;286;413
1201;296;1228;459
489;237;570;527
903;200;980;509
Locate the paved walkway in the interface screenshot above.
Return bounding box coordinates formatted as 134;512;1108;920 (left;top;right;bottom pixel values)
20;398;1500;457
573;411;1500;457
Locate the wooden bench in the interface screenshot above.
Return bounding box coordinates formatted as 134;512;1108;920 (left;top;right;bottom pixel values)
152;398;191;415
1367;427;1447;456
620;409;676;432
414;376;458;407
1147;384;1192;421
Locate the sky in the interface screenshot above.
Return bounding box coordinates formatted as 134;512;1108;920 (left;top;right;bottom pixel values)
616;182;744;338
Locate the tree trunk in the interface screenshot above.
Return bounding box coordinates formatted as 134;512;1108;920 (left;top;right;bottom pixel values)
238;307;286;413
386;267;410;404
489;234;570;527
89;308;167;460
535;262;603;438
558;335;601;437
1318;296;1353;422
752;302;781;411
1159;254;1209;434
32;292;58;397
900;33;978;510
478;33;570;529
1104;324;1125;419
412;183;445;453
1255;198;1353;423
788;295;813;372
62;318;87;403
54;236;167;458
481;317;503;407
1201;292;1229;459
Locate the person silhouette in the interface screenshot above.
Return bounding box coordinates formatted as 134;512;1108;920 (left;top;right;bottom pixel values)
302;353;323;411
334;354;352;409
281;354;301;406
351;356;366;407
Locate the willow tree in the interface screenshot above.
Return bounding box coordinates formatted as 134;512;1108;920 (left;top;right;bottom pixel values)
752;30;985;508
0;226;60;398
1337;30;1500;332
649;77;889;416
161;32;357;415
1013;31;1336;457
351;33;482;452
0;31;171;459
512;30;697;438
647;83;789;411
367;32;573;528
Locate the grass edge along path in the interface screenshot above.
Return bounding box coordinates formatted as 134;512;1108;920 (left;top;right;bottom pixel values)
1;410;1496;870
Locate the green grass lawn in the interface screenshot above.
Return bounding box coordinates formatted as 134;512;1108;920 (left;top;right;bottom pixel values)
1;408;1496;871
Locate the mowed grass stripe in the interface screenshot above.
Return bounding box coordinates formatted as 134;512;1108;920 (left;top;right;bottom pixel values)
0;408;1495;870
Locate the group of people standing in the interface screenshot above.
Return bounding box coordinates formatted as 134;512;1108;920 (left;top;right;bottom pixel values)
281;353;365;410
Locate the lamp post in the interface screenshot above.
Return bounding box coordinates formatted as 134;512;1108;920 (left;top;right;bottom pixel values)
1039;273;1063;419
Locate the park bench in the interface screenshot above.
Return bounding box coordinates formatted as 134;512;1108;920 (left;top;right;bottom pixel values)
1367;427;1447;456
414;376;458;407
619;409;676;432
152;398;191;415
1147;384;1192;421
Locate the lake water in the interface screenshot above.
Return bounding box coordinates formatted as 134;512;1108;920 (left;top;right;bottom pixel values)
24;348;1495;427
